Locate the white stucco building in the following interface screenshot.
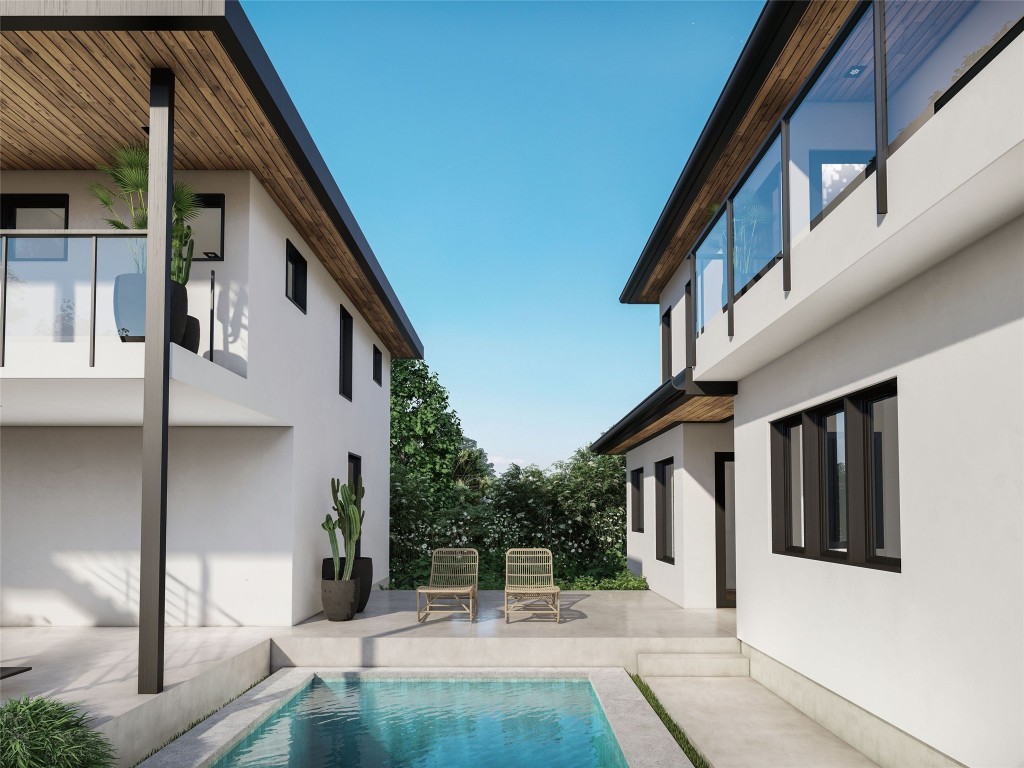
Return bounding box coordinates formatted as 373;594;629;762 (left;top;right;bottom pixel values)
593;3;1024;767
0;1;422;632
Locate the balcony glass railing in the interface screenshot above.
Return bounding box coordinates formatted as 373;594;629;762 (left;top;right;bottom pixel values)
1;231;242;375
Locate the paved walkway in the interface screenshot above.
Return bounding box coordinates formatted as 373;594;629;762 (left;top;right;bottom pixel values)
647;676;879;768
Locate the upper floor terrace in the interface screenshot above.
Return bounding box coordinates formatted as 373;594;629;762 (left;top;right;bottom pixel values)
0;0;423;427
594;0;1024;455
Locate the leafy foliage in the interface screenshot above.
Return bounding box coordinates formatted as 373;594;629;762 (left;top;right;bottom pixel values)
389;359;645;591
0;696;116;768
87;143;201;283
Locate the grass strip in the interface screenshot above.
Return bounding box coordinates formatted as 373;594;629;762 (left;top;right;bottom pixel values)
629;673;712;768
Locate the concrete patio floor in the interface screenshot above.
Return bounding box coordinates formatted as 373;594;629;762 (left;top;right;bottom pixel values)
0;590;879;768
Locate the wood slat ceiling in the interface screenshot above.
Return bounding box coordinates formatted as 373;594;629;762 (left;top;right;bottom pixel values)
641;0;858;303
0;27;418;357
640;0;985;303
602;396;734;456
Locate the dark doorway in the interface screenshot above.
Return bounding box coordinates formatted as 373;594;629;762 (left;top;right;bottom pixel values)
715;452;736;608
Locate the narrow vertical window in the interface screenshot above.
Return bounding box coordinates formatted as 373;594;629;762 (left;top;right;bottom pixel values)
655;458;675;564
785;420;804;549
867;392;900;561
372;345;383;386
661;308;672;382
630;468;644;533
822;406;848;553
348;453;362;488
340;306;353;400
285;240;307;313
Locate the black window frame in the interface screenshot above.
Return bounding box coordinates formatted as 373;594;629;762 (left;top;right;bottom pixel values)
191;193;226;261
372;345;383;386
285;240;307;314
655;457;675;564
771;379;900;573
339;305;353;400
661;307;672;382
1;194;70;262
630;467;644;533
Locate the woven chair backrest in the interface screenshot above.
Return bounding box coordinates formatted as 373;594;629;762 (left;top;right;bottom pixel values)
430;548;479;588
506;548;555;588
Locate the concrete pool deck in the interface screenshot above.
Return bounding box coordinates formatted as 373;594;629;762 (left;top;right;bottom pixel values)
0;590;881;767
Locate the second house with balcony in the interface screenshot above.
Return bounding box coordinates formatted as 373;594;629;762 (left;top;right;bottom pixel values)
594;2;1024;767
0;1;422;629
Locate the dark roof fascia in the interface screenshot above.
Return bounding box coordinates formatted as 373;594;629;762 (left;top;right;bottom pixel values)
619;0;810;305
2;1;424;359
590;369;737;455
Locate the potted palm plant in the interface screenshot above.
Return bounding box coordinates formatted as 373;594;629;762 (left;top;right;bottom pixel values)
321;477;364;621
88;144;201;350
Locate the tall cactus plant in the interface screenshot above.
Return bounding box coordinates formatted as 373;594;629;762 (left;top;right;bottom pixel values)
330;476;365;582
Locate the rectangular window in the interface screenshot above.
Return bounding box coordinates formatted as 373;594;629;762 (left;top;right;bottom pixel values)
1;193;69;261
348;453;362;488
630;468;644;533
788;4;875;238
191;193;225;261
694;213;727;336
285;240;307;313
821;405;848;553
661;307;672;382
732;134;782;294
771;380;899;572
655;458;675;564
867;391;900;561
340;306;353;400
785;419;805;549
372;345;383;386
886;1;1024;147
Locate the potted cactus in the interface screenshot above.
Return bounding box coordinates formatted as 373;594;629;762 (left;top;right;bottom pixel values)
321;476;373;613
321;477;364;621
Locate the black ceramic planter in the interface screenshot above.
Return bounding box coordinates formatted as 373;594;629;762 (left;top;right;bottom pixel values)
321;578;359;622
169;281;188;345
322;557;373;613
181;315;201;353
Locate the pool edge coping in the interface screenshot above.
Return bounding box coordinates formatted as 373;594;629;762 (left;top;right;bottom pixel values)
137;667;692;768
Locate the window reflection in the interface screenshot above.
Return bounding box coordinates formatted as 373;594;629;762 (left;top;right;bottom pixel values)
732;136;782;293
694;213;727;336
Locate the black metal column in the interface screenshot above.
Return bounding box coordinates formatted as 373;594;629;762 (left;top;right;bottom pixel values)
726;198;735;338
873;0;889;215
139;68;174;695
780;119;792;291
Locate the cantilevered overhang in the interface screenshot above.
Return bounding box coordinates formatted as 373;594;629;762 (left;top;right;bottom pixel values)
591;370;736;456
0;0;423;359
621;0;859;305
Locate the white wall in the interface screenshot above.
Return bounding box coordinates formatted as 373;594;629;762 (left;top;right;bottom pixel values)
625;420;733;609
659;260;691;381
733;215;1024;768
245;177;391;624
1;170;396;625
0;426;294;626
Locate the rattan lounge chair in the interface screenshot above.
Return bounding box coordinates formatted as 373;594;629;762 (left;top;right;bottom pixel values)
504;548;560;623
416;547;478;622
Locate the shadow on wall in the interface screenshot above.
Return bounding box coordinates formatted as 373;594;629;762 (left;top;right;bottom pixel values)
627;555;643;576
207;281;248;378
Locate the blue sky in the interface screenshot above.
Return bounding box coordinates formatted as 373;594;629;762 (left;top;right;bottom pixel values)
243;0;764;472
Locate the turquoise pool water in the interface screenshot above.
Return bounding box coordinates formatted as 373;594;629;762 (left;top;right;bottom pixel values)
210;677;627;768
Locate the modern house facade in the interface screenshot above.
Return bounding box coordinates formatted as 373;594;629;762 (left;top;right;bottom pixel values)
593;2;1024;767
0;0;422;642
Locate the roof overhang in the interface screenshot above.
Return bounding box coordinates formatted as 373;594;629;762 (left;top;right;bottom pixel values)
591;369;737;456
620;0;859;305
0;0;423;358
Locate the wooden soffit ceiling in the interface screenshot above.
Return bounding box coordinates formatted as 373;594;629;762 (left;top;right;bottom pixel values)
603;396;735;456
0;19;422;358
638;0;860;303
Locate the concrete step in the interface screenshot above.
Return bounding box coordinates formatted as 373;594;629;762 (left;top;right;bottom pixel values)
638;652;750;677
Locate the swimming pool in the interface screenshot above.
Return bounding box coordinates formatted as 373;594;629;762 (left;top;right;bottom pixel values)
210;677;627;767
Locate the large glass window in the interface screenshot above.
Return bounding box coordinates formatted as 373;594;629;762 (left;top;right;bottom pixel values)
886;0;1024;145
867;394;900;560
694;213;727;335
732;135;782;293
789;6;876;239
